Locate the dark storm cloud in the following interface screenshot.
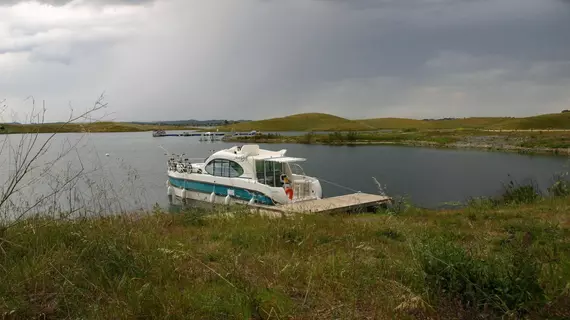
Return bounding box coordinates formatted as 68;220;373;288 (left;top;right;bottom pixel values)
0;0;154;6
1;0;569;122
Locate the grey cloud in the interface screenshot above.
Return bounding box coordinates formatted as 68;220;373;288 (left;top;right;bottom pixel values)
1;0;569;122
0;0;154;6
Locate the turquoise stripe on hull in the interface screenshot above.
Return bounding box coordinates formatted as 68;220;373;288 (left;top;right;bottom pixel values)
169;177;275;206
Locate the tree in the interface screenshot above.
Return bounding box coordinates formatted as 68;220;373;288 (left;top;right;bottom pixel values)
0;94;108;232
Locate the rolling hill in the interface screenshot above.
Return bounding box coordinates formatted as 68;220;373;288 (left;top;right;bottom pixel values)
3;112;568;134
492;112;570;130
359;117;517;130
215;112;570;132
0;122;188;134
216;113;374;132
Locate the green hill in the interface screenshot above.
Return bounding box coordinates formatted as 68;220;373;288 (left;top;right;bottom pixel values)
217;112;570;132
357;118;430;129
5;112;567;134
216;113;373;132
493;113;570;130
0;122;187;134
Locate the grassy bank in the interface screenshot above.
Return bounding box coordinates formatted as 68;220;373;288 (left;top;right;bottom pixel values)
225;130;570;155
2;183;570;319
0;122;191;134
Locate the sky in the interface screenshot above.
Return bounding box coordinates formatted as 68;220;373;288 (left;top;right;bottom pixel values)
0;0;569;122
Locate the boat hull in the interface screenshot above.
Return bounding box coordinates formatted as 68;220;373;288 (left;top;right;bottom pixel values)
169;184;252;205
167;175;277;205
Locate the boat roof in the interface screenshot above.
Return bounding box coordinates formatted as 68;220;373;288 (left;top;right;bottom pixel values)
255;156;306;163
207;145;306;163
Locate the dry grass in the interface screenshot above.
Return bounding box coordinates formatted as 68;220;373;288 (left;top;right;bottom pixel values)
217;112;570;132
1;194;570;319
0;122;189;134
216;113;375;132
228;130;570;155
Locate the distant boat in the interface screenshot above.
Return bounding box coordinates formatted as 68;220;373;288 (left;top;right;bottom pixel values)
199;132;222;142
152;130;166;137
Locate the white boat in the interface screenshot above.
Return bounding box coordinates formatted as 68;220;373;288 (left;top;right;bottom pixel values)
199;132;222;141
166;144;322;206
152;130;166;137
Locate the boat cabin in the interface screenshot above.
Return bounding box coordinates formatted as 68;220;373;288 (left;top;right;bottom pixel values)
201;145;316;200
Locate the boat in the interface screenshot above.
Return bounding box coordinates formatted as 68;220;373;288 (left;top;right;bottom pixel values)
199;132;222;142
153;130;166;137
166;144;322;206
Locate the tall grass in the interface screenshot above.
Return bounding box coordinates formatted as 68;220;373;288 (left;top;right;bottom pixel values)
2;196;570;319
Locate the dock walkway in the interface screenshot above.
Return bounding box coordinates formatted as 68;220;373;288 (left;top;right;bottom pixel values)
252;193;391;215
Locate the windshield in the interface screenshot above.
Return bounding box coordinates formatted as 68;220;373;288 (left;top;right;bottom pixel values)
288;163;306;176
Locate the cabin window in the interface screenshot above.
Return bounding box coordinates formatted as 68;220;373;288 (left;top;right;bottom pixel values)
205;159;244;177
255;160;284;187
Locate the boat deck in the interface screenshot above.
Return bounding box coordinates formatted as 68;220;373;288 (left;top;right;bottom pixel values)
251;193;392;215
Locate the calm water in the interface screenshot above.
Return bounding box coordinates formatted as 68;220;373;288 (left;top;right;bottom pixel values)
0;131;567;216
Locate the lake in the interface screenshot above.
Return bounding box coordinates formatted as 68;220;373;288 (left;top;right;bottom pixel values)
0;131;567;218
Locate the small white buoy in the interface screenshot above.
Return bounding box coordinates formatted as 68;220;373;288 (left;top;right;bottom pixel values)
224;194;231;205
105;153;110;157
209;192;215;203
167;186;173;196
181;189;186;199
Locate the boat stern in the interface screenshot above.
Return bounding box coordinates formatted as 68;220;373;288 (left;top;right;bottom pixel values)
312;179;322;199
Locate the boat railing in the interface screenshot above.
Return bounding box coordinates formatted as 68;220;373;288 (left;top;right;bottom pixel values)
168;157;206;173
292;180;312;200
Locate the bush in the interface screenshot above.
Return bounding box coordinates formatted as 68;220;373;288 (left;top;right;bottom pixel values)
302;132;314;144
327;131;345;143
346;131;358;142
549;175;570;197
498;178;541;205
418;235;544;317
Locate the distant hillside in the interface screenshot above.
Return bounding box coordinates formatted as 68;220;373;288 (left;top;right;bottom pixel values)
132;119;250;127
359;117;516;130
0;122;186;134
3;112;567;134
214;111;570;132
492;113;570;130
216;113;374;132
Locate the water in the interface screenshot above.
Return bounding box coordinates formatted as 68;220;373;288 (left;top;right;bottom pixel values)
0;131;567;217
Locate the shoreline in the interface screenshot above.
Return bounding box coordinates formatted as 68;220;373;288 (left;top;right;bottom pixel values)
223;135;570;156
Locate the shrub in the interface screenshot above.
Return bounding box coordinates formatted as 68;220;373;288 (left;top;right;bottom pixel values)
418;235;544;317
549;174;570;197
302;132;314;144
345;131;358;142
498;178;541;205
327;131;344;143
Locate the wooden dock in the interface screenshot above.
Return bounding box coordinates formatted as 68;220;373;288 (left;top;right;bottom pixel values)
252;193;392;215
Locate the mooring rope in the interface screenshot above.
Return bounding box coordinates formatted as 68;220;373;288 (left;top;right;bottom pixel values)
318;177;361;193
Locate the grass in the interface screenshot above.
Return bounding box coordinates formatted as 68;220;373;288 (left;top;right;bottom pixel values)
5;112;570;134
0;122;191;134
2;182;570;319
359;117;515;130
496;112;570;130
215;113;375;132
226;129;570;155
216;112;570;132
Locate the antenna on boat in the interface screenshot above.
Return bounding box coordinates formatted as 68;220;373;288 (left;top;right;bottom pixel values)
159;145;172;156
